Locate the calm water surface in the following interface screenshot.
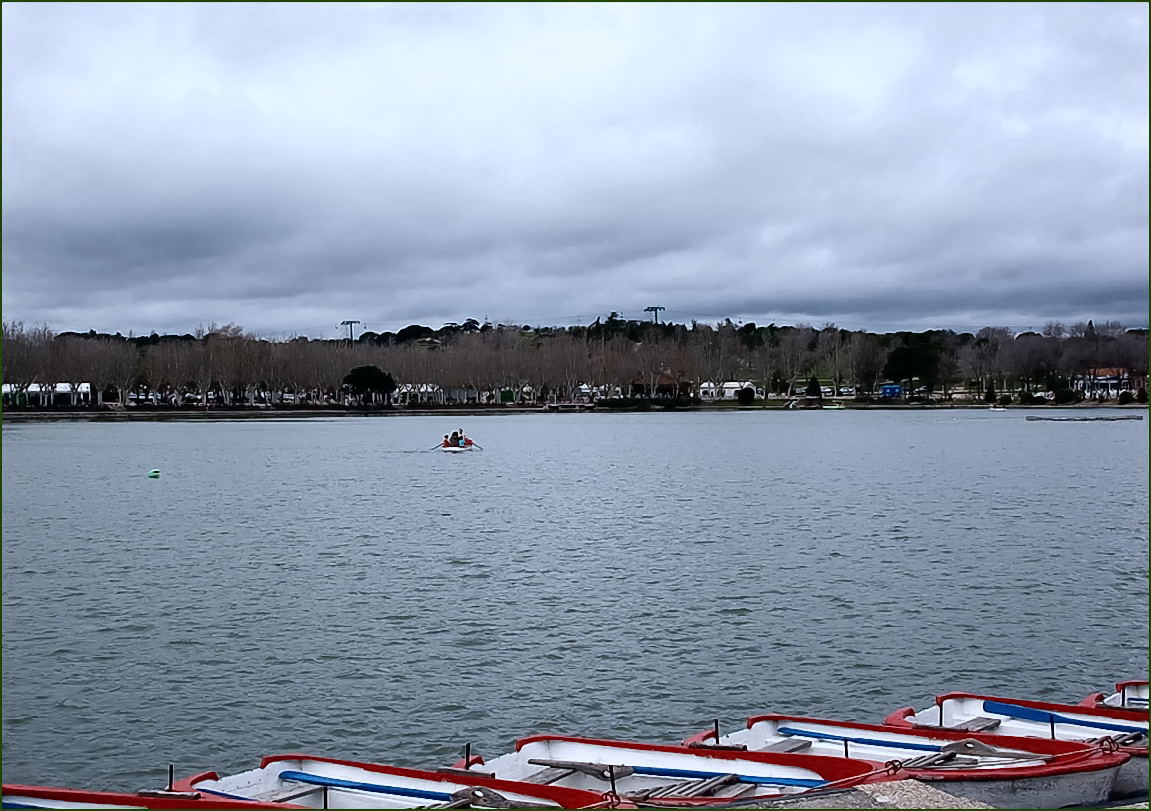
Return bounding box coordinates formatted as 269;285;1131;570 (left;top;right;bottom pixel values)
3;410;1147;789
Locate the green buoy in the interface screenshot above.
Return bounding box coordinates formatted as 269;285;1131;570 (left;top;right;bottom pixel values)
147;469;161;478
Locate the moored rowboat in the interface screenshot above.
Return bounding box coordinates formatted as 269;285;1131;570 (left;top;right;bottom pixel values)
1081;680;1150;711
681;713;1129;809
453;733;888;804
171;753;617;808
883;692;1148;799
1;784;291;809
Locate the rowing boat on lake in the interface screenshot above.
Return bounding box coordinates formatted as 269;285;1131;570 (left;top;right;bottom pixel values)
681;713;1129;808
1;784;290;809
171;753;617;808
451;733;886;804
883;692;1148;798
1081;680;1150;711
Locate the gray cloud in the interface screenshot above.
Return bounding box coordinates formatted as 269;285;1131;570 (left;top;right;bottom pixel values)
3;2;1146;337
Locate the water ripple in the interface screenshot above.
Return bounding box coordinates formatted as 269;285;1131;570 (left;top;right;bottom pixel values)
2;411;1147;789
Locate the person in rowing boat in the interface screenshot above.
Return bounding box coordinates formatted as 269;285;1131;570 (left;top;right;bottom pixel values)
442;434;451;448
448;431;459;447
457;428;472;447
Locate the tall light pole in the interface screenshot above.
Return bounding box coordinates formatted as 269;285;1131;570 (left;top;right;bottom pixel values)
340;320;361;342
644;306;664;324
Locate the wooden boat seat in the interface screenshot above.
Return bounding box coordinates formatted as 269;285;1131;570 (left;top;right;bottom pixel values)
436;767;497;780
756;738;813;753
949;716;1002;732
260;782;326;803
521;767;576;785
523;758;634;784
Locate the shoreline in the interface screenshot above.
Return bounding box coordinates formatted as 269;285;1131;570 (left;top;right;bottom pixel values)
2;402;1146;422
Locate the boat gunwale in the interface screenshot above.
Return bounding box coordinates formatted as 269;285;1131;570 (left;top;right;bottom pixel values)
174;753;618;808
688;714;1132;782
883;693;1148;759
495;733;884;784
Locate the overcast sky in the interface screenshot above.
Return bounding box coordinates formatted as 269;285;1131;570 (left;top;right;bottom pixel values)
3;3;1147;338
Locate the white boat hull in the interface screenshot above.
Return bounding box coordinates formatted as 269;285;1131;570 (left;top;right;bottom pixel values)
176;755;605;808
928;767;1117;809
465;734;881;802
690;716;1126;810
1098;682;1150;711
1112;755;1149;798
440;445;474;453
887;694;1148;800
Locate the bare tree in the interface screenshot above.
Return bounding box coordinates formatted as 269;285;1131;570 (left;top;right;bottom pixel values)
778;326;815;391
848;332;885;393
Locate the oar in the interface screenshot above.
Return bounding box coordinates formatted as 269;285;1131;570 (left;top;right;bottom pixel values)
525;756;826;789
470;443;484;450
777;726;939;753
277;770;453;801
982;701;1148;735
628;764;825;788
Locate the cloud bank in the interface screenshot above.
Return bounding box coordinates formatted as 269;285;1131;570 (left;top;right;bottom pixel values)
3;2;1147;336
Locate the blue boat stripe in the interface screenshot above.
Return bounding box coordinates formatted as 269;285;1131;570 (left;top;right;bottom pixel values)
777;726;940;753
278;770;453;801
982;700;1148;735
630;765;825;787
3;803;47;809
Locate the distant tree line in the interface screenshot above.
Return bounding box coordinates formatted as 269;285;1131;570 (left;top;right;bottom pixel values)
2;314;1147;408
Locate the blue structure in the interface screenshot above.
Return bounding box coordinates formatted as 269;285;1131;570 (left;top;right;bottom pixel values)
880;384;904;398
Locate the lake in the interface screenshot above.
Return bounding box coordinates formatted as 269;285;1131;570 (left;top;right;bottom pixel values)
2;409;1147;790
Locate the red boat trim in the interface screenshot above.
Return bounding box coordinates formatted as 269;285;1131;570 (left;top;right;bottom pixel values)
509;734;882;785
181;752;620;809
882;693;1148;758
685;715;1128;783
2;784;295;809
933;692;1148;721
1078;682;1151;722
882;706;918;727
1116;680;1149;691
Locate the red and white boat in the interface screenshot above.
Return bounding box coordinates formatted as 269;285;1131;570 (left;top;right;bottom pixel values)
440;444;476;453
1081;680;1149;711
451;733;889;804
681;713;1129;809
884;692;1148;798
2;784;292;809
171;753;618;808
